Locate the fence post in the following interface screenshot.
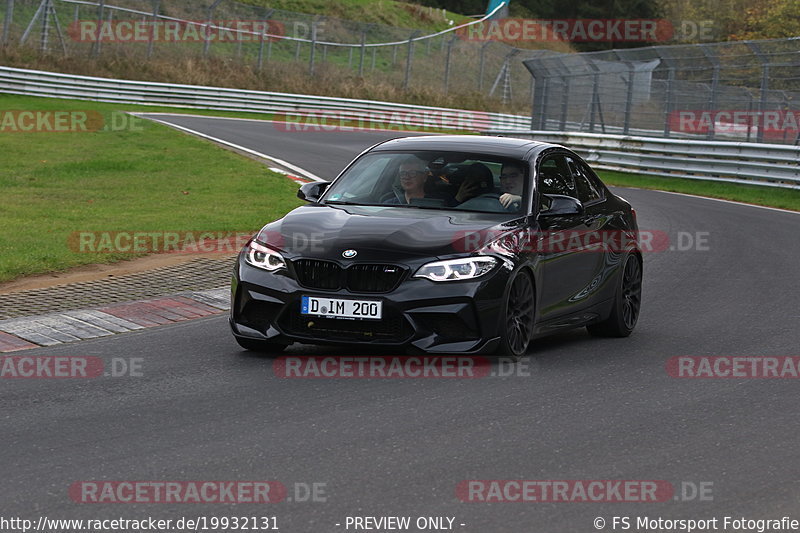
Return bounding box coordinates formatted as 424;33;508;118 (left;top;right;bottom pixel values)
39;0;50;53
202;0;224;58
443;35;455;95
559;75;570;130
747;42;770;144
403;30;418;91
308;18;317;75
477;41;489;92
146;0;159;59
2;0;13;46
701;45;721;140
623;61;635;135
257;9;273;71
90;0;104;57
662;67;675;137
358;27;367;76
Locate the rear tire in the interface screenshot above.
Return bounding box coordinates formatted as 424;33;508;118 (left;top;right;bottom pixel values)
497;271;535;360
587;253;642;338
235;336;287;354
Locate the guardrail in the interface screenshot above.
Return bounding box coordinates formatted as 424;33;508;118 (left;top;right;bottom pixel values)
2;66;796;189
487;130;800;189
0;66;531;131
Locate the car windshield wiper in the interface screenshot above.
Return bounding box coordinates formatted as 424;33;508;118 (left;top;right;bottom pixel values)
324;200;370;206
385;204;451;211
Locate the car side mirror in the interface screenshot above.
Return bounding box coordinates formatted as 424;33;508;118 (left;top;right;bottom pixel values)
538;194;584;217
297;181;329;203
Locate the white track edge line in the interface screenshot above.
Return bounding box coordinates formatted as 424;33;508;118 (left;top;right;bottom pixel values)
132;114;324;182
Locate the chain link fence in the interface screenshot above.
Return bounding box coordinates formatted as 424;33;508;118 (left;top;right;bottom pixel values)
525;39;800;144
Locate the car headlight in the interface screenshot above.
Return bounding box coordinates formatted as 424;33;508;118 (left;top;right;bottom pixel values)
414;256;497;282
244;240;286;272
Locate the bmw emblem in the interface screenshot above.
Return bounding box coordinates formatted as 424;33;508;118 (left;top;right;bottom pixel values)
342;249;358;259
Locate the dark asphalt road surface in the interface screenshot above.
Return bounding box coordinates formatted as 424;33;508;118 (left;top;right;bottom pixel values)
2;115;799;532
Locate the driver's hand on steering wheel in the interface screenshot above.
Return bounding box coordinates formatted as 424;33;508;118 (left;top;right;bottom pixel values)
499;193;521;208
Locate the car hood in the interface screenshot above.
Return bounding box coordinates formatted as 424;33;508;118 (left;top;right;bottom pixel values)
255;204;523;262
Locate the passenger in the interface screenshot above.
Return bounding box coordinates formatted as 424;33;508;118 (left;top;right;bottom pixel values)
454;162;495;204
457;162;525;212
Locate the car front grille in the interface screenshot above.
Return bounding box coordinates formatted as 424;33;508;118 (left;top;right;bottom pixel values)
293;259;406;293
293;259;342;290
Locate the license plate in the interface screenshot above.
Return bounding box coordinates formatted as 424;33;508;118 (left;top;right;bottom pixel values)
301;296;382;320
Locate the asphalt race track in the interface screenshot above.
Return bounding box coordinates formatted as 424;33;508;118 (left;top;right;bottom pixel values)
2;114;799;532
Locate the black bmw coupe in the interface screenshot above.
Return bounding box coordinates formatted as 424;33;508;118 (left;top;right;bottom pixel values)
230;135;642;358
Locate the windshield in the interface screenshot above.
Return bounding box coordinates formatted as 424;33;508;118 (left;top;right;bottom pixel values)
321;151;529;214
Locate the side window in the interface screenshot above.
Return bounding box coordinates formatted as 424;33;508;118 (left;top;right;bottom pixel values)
566;156;603;204
537;155;577;198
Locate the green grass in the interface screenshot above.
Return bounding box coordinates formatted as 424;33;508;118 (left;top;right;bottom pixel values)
238;0;470;30
0;94;304;282
599;171;800;212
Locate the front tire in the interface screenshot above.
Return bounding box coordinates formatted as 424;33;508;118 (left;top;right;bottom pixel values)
497;271;535;360
587;253;642;337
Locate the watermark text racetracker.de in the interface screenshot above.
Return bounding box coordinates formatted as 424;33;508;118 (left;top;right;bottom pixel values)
667;356;800;378
0;356;143;378
455;18;715;43
274;355;534;378
273;109;491;133
68;481;326;504
69;20;285;43
69;231;256;254
0;111;144;133
457;480;713;502
454;229;710;254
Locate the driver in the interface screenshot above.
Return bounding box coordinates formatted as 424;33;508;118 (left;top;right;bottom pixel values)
385;156;429;204
499;162;524;209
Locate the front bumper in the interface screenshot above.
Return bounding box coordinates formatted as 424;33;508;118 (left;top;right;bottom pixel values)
229;257;511;354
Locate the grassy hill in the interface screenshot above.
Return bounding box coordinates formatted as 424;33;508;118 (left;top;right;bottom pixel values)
238;0;472;30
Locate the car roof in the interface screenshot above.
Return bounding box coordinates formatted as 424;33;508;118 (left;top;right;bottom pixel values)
369;135;562;160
